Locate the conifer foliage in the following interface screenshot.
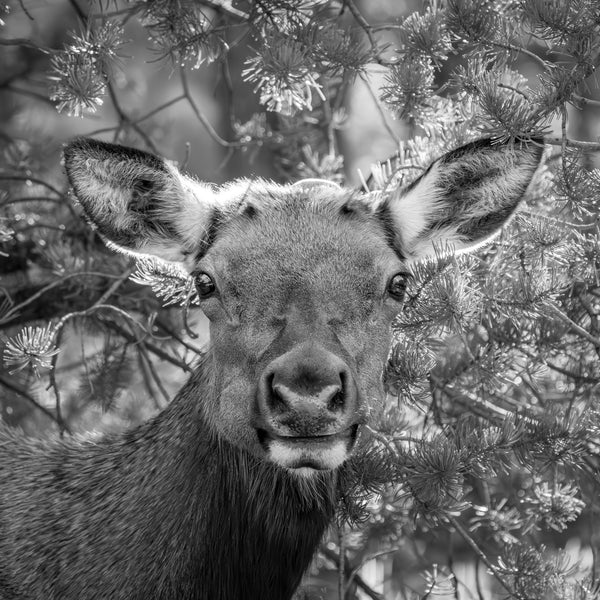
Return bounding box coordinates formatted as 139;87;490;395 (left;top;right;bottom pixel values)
1;0;600;598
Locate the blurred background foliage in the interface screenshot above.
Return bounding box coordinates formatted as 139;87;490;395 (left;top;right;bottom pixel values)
1;0;600;598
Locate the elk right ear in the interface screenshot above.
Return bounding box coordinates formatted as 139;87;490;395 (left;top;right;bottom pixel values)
63;138;218;265
378;138;544;260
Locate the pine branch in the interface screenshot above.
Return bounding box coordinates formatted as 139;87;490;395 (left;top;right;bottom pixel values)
4;1;600;594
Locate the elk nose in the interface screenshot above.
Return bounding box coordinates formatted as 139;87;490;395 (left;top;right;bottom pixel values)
272;382;344;414
256;343;358;438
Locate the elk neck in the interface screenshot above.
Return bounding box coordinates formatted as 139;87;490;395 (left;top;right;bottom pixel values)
0;353;338;600
162;354;340;599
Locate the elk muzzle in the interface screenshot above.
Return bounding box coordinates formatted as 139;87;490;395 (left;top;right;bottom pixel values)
256;342;360;471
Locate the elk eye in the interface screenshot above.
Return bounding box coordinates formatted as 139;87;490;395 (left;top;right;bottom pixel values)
387;273;409;301
195;272;216;299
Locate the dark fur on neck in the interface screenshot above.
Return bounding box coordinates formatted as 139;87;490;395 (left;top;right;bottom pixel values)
0;360;337;600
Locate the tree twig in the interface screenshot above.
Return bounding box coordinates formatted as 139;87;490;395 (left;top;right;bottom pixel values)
547;303;600;348
107;83;159;153
94;267;135;305
0;272;127;326
67;0;86;21
338;525;346;600
358;72;400;145
101;318;194;373
320;546;385;600
201;0;249;20
155;318;205;356
343;0;395;67
572;94;600;109
545;137;600;151
344;548;398;598
0;375;65;429
485;39;548;71
0;175;63;196
135;95;186;124
180;68;242;149
137;343;171;404
47;303;145;434
448;516;520;599
0;38;51;53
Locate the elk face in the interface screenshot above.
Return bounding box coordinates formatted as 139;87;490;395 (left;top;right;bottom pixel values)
194;185;406;471
64;138;543;474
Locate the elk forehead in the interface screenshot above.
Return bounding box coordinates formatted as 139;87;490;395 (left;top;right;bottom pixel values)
197;185;402;319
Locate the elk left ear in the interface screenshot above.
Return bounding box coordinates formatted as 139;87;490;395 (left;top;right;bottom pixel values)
379;138;544;260
63;138;219;265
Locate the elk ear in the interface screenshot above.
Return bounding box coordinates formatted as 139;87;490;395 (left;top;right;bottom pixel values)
379;138;544;260
63;138;217;265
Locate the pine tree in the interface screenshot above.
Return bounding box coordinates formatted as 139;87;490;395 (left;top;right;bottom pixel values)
1;1;600;598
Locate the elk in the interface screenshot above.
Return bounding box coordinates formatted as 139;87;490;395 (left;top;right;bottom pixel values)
0;137;543;600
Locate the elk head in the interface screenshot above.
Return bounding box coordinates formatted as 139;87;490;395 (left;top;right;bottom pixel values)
64;138;543;474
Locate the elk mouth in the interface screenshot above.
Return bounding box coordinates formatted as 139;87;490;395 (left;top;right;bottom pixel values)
257;424;359;472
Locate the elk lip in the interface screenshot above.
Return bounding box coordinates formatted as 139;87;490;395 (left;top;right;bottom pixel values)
257;425;359;471
256;424;359;447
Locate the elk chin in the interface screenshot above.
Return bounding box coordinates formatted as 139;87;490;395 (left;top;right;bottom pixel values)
258;425;359;474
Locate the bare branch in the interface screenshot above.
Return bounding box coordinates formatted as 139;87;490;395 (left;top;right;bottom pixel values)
180;68;242;149
201;0;249;20
137;343;171;404
107;83;159;153
0;175;64;197
0;375;65;429
449;516;518;599
358;72;400;145
547;303;600;348
545;137;600;151
100;318;194;373
320;546;384;600
0;38;51;53
343;0;396;67
0;272;127;327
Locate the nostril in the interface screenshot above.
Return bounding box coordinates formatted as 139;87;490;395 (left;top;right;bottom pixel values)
270;385;287;413
326;370;348;412
327;388;345;412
